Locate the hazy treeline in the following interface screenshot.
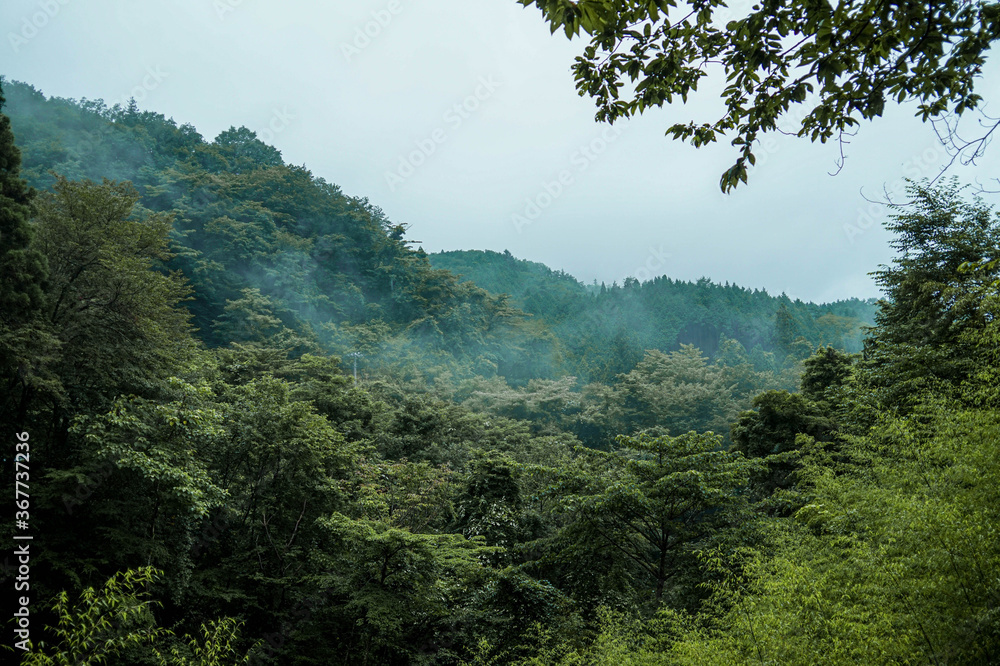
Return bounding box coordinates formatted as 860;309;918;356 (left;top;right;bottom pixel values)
432;249;876;382
4;79;872;392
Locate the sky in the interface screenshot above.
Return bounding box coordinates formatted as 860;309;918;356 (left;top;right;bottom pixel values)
3;0;999;303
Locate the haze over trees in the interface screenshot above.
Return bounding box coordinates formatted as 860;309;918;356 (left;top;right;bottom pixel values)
2;70;999;665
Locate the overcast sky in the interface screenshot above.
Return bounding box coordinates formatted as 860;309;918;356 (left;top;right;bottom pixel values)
3;0;999;302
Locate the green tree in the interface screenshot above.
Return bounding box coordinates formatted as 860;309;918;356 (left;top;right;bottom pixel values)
856;181;1000;415
547;431;758;606
731;390;836;459
800;345;854;403
210;287;318;354
20;567;253;666
613;347;740;440
67;378;229;584
454;454;528;563
774;302;796;352
0;81;51;426
203;375;358;596
664;406;1000;665
0;81;45;318
213;126;283;173
30;177;195;433
714;337;770;403
311;510;495;663
461;376;583;436
154;618;252;666
730;389;837;502
518;0;1000;190
19;568;166;665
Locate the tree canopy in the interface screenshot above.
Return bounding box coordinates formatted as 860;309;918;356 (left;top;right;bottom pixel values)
518;0;1000;190
7;76;1000;665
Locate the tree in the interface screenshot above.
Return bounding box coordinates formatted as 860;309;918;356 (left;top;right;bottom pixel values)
613;346;740;440
774;302;797;352
662;405;1000;665
714;337;770;403
730;389;837;502
19;568;167;665
311;501;495;663
20;567;253;666
0;80;50;426
800;345;854;403
0;82;45;314
731;390;836;459
518;0;1000;190
460;376;583;435
205;375;358;582
30;177;196;430
210;287;316;352
454;454;527;562
213;126;283;173
547;431;758;606
68;379;229;585
856;180;1000;413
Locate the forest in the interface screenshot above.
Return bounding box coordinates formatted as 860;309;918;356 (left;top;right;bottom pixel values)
2;69;999;666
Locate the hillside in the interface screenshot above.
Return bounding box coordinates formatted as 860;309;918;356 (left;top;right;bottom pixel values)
430;249;589;322
5;80;873;389
432;249;878;381
2;80;555;383
4;75;1000;666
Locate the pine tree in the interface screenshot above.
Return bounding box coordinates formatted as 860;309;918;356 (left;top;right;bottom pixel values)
858;181;1000;412
774;302;796;352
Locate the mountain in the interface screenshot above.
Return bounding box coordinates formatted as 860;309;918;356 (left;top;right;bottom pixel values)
430;249;589;322
432;249;877;382
2;80;558;383
7;77;991;666
4;79;873;388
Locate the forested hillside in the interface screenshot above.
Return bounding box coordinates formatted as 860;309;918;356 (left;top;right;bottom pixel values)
432;249;877;381
3;76;999;665
2;79;874;389
1;81;552;386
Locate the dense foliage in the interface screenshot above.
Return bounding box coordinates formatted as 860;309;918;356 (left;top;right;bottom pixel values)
432;250;876;383
3;77;998;665
517;0;1000;190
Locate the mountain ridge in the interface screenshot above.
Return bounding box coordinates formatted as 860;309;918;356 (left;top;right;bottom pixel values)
4;78;875;386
